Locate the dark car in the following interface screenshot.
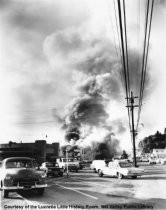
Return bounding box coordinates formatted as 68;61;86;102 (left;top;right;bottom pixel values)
40;162;64;177
0;157;47;198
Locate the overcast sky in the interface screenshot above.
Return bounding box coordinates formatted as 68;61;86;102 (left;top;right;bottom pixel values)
0;0;166;151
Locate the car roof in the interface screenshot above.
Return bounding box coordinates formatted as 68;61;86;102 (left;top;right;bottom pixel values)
3;157;33;162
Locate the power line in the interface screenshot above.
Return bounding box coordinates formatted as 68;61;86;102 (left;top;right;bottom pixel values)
122;0;130;95
117;0;132;139
113;0;126;97
106;0;120;62
117;0;129;99
136;0;154;130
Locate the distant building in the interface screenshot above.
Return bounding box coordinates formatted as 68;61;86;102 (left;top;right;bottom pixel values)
59;145;83;160
152;148;166;159
0;140;59;163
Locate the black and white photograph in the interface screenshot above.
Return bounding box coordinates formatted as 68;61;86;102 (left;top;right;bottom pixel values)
0;0;166;209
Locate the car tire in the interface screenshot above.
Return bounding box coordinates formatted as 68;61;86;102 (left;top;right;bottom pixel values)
98;170;103;177
117;173;123;179
1;182;9;198
4;190;9;198
132;176;137;179
37;188;45;195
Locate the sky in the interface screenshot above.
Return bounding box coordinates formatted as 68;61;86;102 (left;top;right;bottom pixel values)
0;0;166;152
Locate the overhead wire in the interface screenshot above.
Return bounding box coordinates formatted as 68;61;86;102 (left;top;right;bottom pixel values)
136;0;141;95
113;0;125;93
122;0;130;96
117;0;132;137
113;0;123;60
136;0;154;130
117;0;129;99
106;0;120;62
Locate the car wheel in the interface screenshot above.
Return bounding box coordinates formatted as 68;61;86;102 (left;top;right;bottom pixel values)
132;176;137;179
4;190;9;198
93;168;97;173
37;188;45;195
98;170;103;177
75;169;78;173
1;182;9;198
117;173;123;179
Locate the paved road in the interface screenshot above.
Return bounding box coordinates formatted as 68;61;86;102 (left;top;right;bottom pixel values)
1;164;166;210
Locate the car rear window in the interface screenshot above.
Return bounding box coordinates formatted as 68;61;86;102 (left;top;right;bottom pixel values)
6;160;34;168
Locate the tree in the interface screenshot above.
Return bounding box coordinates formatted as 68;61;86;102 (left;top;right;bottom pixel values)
121;150;128;159
138;131;166;153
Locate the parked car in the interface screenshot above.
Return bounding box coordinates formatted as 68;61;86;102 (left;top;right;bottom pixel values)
0;157;47;198
140;156;149;162
148;157;157;165
40;162;64;177
90;160;107;173
160;158;166;165
57;158;79;172
98;159;144;179
154;158;166;165
79;161;85;170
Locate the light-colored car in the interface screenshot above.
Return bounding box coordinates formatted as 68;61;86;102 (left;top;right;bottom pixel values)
140;156;149;162
0;157;47;198
148;157;157;164
40;162;64;177
57;158;79;172
155;158;166;165
90;160;107;173
160;158;166;165
98;159;144;179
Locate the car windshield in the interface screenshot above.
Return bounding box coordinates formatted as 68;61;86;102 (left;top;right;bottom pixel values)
6;159;34;169
46;162;58;167
119;162;133;168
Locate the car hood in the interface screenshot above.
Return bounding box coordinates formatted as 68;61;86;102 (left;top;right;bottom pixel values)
5;168;42;178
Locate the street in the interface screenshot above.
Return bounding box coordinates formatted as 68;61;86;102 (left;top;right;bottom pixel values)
1;164;166;210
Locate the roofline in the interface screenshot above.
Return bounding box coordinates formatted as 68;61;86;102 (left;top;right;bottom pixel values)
3;157;34;161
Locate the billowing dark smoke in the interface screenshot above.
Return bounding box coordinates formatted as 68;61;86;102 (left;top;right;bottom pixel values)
44;27;151;149
64;125;80;142
91;133;120;159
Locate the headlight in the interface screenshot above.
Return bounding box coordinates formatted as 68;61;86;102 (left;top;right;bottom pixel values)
5;174;12;180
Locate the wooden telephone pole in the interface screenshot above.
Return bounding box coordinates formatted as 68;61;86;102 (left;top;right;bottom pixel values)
126;91;139;167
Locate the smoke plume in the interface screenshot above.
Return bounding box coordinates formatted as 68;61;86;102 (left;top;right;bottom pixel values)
43;23;151;152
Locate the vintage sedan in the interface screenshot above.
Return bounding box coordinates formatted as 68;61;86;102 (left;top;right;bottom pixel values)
40;162;64;177
98;159;144;179
0;157;47;198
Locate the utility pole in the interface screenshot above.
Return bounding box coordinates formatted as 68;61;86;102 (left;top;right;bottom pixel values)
126;91;138;167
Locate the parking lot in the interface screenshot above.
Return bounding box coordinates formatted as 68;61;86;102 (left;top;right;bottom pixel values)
1;163;166;210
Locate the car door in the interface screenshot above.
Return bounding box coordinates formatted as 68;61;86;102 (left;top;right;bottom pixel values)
111;162;118;176
101;163;109;174
102;162;112;176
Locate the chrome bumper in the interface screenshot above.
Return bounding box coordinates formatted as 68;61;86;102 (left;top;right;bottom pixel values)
127;173;143;176
3;183;47;190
